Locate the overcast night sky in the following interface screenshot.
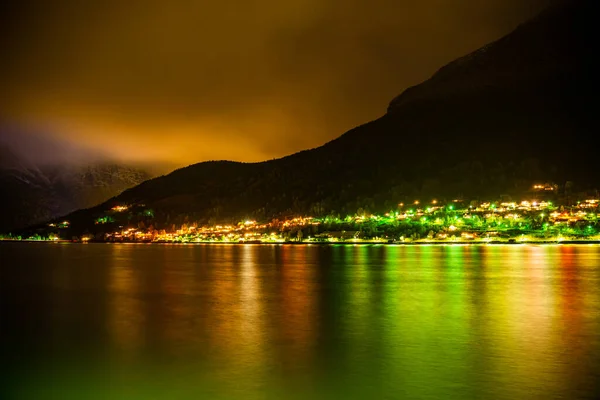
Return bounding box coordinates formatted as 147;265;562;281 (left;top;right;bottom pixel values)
0;0;556;169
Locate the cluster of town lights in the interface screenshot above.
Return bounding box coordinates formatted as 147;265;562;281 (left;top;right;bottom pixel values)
3;184;597;244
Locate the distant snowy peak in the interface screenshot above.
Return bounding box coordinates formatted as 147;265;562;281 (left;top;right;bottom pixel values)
51;163;151;187
0;153;153;231
0;145;51;186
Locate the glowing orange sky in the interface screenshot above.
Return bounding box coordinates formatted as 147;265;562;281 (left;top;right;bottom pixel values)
0;0;555;169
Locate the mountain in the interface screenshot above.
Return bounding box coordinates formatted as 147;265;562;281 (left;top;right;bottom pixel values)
16;0;597;235
0;146;152;231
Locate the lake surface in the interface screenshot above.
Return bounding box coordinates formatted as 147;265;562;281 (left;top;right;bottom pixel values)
1;243;599;399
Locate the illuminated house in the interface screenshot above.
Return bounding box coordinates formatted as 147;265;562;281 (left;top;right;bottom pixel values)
532;183;558;192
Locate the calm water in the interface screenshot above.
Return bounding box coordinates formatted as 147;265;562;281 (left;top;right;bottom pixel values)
1;243;599;399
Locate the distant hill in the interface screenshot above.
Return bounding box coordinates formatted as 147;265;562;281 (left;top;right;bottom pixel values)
0;145;151;231
13;0;597;235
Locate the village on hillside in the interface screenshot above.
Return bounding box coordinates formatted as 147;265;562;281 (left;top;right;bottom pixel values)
4;183;599;244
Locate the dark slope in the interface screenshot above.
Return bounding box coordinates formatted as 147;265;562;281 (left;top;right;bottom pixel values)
37;0;597;232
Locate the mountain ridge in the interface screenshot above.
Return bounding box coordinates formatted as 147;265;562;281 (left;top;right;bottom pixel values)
389;0;591;111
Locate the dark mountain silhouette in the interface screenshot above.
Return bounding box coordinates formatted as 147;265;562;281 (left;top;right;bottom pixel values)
0;145;152;231
12;0;597;234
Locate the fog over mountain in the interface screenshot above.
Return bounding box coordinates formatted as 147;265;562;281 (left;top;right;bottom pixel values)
0;135;153;231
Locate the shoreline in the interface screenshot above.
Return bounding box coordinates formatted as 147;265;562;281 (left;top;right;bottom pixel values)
2;239;600;246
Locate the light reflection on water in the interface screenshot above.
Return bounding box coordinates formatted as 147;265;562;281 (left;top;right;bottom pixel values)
1;243;599;399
